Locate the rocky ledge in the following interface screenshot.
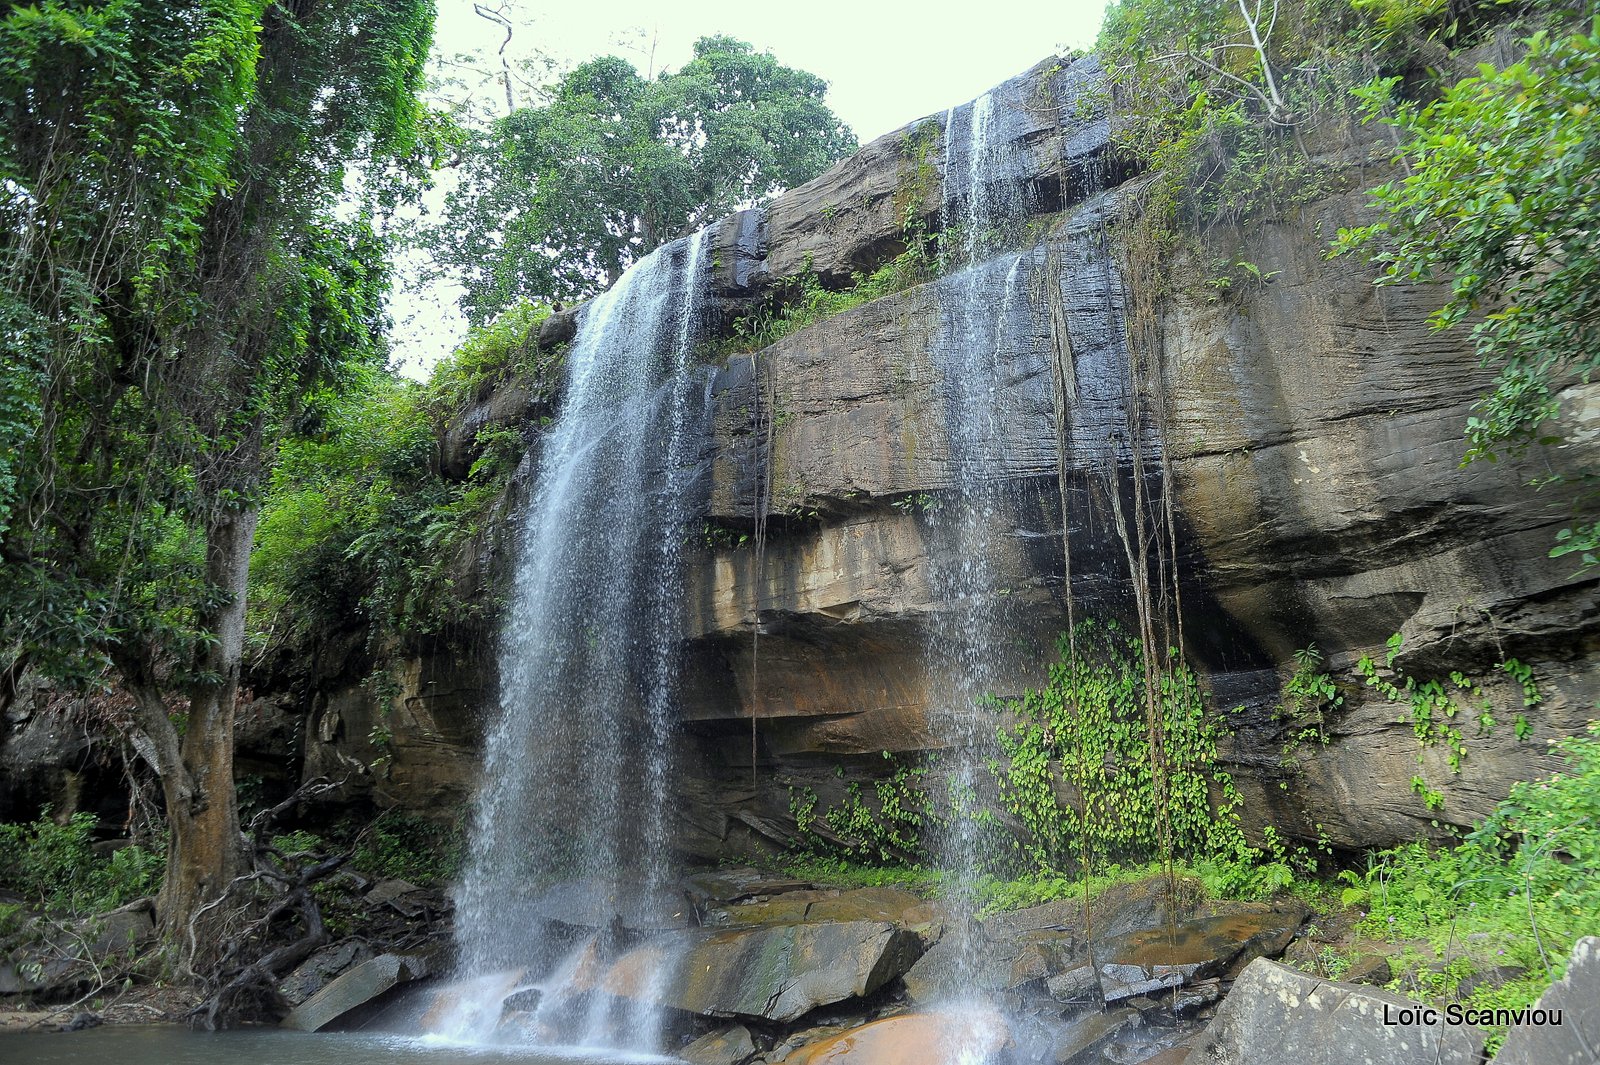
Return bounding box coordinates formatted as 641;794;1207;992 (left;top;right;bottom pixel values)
251;871;1595;1065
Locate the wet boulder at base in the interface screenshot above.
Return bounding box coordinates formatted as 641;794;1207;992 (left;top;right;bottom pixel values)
680;1023;759;1065
596;919;922;1024
280;950;436;1032
1186;958;1486;1065
783;1008;1011;1065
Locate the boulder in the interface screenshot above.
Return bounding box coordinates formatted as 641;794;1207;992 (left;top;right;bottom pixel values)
1343;953;1394;986
1046;1007;1140;1065
685;868;816;905
1492;936;1600;1065
594;920;922;1024
0;902;156;997
784;1008;1010;1065
278;940;371;1007
681;1023;758;1065
1186;958;1486;1064
1095;910;1303;1000
280;951;433;1032
904;876;1173;1003
709;885;936;931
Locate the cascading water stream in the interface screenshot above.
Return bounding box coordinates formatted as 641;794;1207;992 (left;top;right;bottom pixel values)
925;89;1036;1063
430;229;711;1053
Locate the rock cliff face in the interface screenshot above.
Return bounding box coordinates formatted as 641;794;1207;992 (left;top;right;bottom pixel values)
260;55;1598;858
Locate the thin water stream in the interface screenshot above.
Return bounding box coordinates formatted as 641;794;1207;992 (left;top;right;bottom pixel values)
433;229;712;1053
924;83;1045;1065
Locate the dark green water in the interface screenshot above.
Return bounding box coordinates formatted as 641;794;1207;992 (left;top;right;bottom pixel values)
0;1026;683;1064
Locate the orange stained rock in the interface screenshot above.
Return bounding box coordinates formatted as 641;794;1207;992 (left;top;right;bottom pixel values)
787;1009;1009;1065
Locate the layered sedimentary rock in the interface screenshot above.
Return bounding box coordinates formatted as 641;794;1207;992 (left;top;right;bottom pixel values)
94;52;1591;859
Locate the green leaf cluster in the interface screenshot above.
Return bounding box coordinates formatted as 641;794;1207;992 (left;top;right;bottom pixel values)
251;305;560;651
1354;632;1539;808
1;0;436;691
990;619;1248;871
788;754;934;865
0;810;164;914
1337;723;1600;1047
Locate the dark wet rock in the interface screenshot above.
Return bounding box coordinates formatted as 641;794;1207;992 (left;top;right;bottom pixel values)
537;307;578;349
905;877;1174;1003
84;901;156;956
1454;962;1523;998
710;886;937;933
1492;936;1599;1065
681;1023;758;1065
1170;979;1222;1013
591;919;921;1024
1046;963;1100;1002
1045;1007;1140;1064
684;868;816;906
1140;1049;1193;1065
1187;958;1485;1064
365;878;421;906
278;940;372;1007
0;901;156;997
783;1009;1010;1065
58;1011;101;1031
1096;910;1304;1001
1343;953;1394;986
280;951;433;1032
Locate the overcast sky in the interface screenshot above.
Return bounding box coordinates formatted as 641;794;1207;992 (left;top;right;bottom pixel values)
389;0;1111;377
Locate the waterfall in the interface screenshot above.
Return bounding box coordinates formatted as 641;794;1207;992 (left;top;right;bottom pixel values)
925;88;1038;1063
433;229;711;1052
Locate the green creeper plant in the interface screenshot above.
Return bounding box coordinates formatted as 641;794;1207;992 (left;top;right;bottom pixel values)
990;619;1248;871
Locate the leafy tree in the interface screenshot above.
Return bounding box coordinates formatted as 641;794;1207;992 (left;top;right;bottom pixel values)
0;0;433;966
1336;23;1599;566
427;35;855;323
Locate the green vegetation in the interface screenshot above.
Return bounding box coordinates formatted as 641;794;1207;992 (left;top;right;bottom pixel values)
1338;724;1600;1047
714;119;946;355
1100;1;1593;565
992;620;1246;867
1334;23;1600;567
270;809;463;888
0;811;164;914
1276;644;1341;769
1353;632;1538;809
0;0;435;959
427;36;855;323
717;242;938;355
789;754;936;865
251;305;562;652
351;809;465;886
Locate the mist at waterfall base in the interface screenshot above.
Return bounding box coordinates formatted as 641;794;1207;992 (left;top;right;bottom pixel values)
414;230;712;1058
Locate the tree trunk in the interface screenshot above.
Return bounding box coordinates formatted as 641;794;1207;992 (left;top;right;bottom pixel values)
156;504;257;964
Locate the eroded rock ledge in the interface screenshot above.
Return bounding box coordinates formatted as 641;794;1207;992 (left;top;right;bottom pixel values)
218;53;1598;857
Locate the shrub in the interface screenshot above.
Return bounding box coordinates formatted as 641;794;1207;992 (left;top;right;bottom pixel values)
0;811;163;914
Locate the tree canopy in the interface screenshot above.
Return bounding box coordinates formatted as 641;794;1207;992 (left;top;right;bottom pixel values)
427;34;856;324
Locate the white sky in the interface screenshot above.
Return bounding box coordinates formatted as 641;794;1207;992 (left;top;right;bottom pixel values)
388;0;1112;378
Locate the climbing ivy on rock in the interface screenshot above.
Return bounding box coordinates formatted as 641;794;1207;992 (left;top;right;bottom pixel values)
788;755;935;865
990;619;1247;871
1354;632;1541;810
